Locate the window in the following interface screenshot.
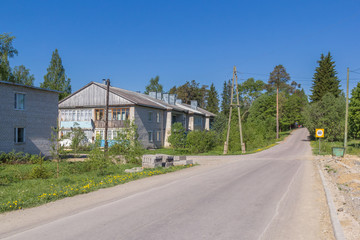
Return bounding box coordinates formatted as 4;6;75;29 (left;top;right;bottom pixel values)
148;112;153;122
156;131;161;142
95;109;104;121
156;112;160;123
14;128;25;143
14;93;25;110
194;116;202;126
148;131;153;142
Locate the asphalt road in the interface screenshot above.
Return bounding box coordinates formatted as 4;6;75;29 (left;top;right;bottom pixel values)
0;128;332;240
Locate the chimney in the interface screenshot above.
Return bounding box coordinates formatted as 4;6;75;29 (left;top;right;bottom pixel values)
191;100;198;110
176;99;182;104
162;93;169;103
156;92;162;100
149;92;156;98
169;94;177;105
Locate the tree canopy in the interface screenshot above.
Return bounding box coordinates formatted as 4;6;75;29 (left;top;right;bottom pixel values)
41;49;71;100
206;83;219;114
144;75;163;94
0;33;18;81
310;52;341;102
349;82;360;138
11;65;35;86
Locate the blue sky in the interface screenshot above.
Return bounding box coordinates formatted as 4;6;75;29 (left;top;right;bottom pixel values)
2;0;360;97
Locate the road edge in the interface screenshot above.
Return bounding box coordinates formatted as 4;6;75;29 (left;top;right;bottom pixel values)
317;164;345;240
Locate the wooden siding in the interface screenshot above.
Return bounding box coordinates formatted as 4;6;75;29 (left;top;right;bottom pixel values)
94;120;126;128
59;84;132;108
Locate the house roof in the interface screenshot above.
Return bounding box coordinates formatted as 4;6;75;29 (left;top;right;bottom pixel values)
0;81;61;94
59;81;216;117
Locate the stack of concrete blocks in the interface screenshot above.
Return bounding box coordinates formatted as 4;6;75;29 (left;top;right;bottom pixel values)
173;156;193;166
156;154;174;167
142;155;163;168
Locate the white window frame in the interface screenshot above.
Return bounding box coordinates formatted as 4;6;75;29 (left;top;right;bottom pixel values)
156;112;160;123
148;131;153;142
156;131;161;142
14;92;25;110
14;127;25;143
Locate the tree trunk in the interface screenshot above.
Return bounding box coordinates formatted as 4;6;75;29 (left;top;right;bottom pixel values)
276;87;279;139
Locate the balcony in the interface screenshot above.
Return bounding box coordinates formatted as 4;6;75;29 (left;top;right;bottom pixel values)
94;120;126;128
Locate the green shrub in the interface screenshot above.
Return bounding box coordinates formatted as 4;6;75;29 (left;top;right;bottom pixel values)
30;165;52;179
186;130;217;153
168;122;187;150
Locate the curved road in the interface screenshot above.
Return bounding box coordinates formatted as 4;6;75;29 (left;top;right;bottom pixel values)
0;128;333;239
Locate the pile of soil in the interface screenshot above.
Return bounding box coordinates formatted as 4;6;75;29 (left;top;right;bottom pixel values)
316;154;360;240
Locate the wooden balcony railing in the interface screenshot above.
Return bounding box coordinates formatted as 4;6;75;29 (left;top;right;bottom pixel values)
94;120;127;128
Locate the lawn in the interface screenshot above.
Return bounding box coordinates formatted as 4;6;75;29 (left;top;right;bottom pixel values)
310;139;360;155
0;161;192;213
143;130;292;156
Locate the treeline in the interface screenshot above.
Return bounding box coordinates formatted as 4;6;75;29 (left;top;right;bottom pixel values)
0;33;71;100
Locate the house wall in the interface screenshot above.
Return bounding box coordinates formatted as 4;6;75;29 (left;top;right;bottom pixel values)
0;83;58;156
134;106;164;149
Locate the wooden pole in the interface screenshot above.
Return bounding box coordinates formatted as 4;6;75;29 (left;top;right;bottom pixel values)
224;67;236;154
276;86;279;139
344;67;349;154
104;79;110;152
235;70;245;153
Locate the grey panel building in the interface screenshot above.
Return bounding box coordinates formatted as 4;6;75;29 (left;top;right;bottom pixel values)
58;82;215;149
0;81;59;156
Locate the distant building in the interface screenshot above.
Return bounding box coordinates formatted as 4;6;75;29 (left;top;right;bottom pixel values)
58;82;215;149
0;81;59;156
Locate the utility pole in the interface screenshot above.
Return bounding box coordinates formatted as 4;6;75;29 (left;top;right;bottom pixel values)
276;86;279;139
104;79;110;152
344;68;349;153
224;66;245;154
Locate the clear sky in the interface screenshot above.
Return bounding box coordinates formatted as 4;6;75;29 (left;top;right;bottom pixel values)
2;0;360;97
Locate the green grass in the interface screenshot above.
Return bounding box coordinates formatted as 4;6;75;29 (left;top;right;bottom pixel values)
0;161;192;213
310;139;360;155
144;130;292;156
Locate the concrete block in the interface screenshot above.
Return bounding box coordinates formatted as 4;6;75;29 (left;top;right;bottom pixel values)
174;156;186;161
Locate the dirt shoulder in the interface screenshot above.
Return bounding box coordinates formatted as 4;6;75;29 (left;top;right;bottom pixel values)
315;154;360;240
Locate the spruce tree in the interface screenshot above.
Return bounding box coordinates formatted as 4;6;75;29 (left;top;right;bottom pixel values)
310;52;341;102
349;82;360;138
206;83;219;114
221;80;231;115
41;49;71;100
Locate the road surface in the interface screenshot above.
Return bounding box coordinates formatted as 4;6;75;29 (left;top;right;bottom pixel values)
0;128;333;239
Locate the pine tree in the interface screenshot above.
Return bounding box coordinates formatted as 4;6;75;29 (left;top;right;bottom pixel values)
206;83;219;114
41;49;71;100
349;82;360;138
269;64;290;139
144;75;163;94
310;52;341;102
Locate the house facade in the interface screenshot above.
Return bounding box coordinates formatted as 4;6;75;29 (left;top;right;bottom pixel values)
0;81;59;156
58;82;215;149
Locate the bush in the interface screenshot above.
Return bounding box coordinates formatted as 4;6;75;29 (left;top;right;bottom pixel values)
30;165;52;179
186;130;217;153
0;151;44;164
168;123;187;150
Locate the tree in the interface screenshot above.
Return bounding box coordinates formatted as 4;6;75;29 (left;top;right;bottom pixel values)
269;65;290;138
349;82;360;138
238;78;265;108
175;80;207;107
41;49;71;100
70;123;87;154
169;86;177;94
0;33;18;81
11;65;35;86
310;52;341;102
280;89;308;130
168;122;187;150
303;93;345;141
206;83;219;114
221;80;232;116
144;75;163;94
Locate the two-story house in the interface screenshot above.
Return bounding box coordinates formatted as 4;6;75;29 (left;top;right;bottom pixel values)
58;81;215;149
0;81;59;156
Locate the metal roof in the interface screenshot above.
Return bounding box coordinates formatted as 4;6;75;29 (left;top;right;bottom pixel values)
0;81;61;94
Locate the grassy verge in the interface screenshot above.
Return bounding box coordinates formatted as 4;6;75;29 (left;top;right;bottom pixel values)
0;162;192;213
310;139;360;155
143;130;292;156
